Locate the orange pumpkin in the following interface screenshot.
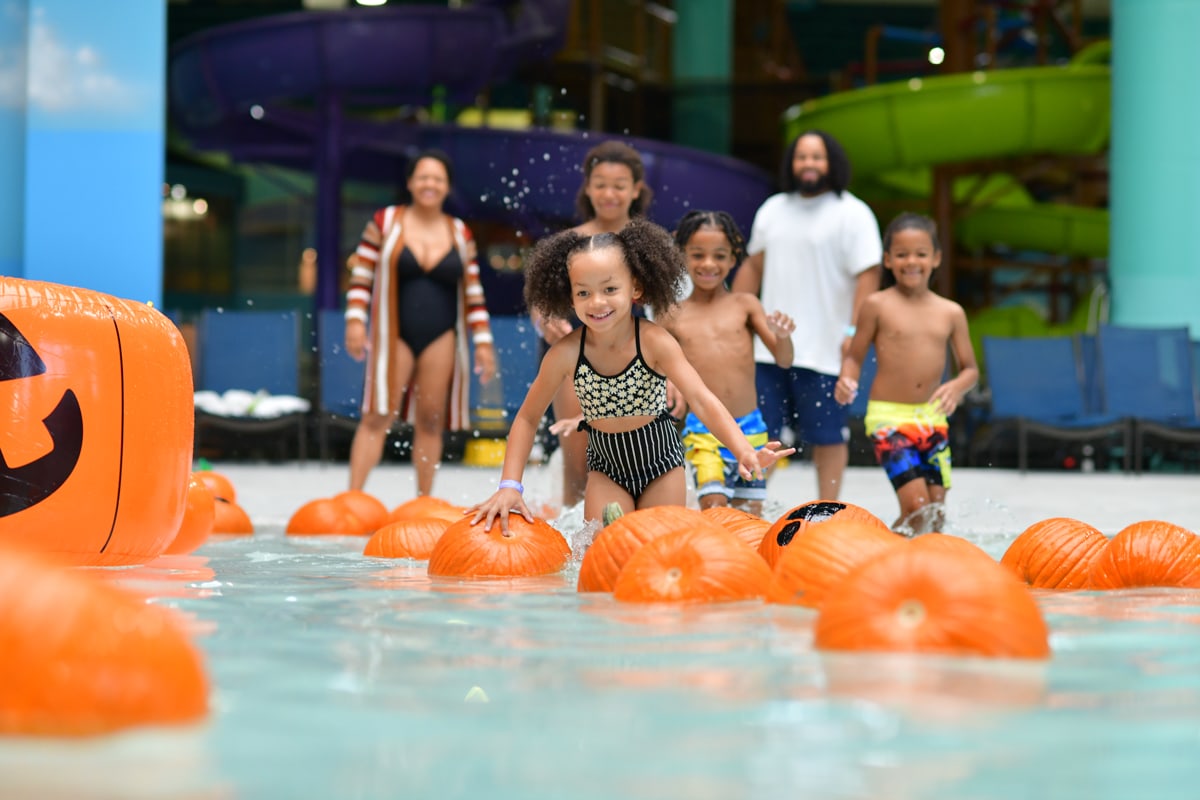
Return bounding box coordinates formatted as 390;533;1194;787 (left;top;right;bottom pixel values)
0;278;193;565
389;496;465;524
1000;517;1107;590
577;506;721;593
815;546;1051;659
0;543;209;734
194;470;237;503
767;518;905;607
612;527;773;603
212;498;254;535
164;473;216;555
334;490;389;533
1088;520;1200;589
758;501;890;567
701;506;771;551
909;532;995;563
428;514;570;577
363;517;453;559
286;497;370;536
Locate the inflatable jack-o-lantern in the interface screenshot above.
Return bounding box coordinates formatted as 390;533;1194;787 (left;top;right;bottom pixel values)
0;278;194;565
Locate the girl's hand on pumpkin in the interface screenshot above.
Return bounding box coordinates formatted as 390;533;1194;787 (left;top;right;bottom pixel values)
468;489;532;532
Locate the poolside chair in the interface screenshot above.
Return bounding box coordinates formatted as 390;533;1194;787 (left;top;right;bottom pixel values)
478;314;541;427
1096;324;1200;473
980;335;1129;472
315;309;368;462
194;309;308;460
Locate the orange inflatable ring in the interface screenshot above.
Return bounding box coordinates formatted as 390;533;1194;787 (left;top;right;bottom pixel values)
0;278;193;565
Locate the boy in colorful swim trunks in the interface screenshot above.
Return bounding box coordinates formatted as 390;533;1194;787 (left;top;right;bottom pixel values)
834;212;978;534
660;211;796;516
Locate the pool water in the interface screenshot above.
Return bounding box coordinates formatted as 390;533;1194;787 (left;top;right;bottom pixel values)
4;466;1200;800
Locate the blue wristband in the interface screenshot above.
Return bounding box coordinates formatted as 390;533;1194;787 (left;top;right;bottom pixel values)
844;324;857;337
498;479;524;495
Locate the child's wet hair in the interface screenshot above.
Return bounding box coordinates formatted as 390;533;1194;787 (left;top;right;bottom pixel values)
523;218;686;320
673;210;746;265
883;211;941;253
574;140;653;221
880;212;941;289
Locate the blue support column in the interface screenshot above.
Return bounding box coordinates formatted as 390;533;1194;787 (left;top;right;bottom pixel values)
315;92;344;313
672;0;733;155
20;0;165;305
0;1;29;280
1110;0;1200;333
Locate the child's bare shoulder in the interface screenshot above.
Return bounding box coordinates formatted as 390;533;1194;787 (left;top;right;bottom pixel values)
545;328;582;365
930;293;968;318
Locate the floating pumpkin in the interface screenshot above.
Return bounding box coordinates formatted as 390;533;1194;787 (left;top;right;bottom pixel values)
909;532;994;563
0;278;193;565
613;527;773;604
0;544;209;735
577;506;721;593
363;517;453;559
701;506;771;551
389;496;465;524
758;501;890;568
334;490;389;533
1000;517;1107;590
164;473;216;555
767;519;904;608
428;514;570;577
212;498;254;535
193;470;237;503
286;497;370;536
814;546;1051;659
1088;519;1200;589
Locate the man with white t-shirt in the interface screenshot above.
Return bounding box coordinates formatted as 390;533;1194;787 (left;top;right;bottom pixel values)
732;129;882;501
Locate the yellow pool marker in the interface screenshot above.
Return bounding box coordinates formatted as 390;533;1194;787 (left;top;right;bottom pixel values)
464;686;490;703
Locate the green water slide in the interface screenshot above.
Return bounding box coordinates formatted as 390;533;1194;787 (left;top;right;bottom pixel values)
782;46;1111;258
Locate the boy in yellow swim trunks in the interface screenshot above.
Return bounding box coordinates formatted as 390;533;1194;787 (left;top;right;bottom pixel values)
660;211;795;516
834;213;978;534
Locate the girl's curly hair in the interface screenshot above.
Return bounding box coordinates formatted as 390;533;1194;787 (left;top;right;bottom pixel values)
673;210;746;265
524;218;686;320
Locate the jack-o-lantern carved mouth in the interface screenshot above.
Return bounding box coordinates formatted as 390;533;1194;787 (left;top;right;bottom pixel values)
0;313;85;517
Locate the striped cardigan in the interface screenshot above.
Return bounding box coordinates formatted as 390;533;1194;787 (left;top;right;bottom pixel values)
345;205;493;429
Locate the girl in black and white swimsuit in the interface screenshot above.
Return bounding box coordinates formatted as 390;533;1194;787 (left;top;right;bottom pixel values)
468;219;793;532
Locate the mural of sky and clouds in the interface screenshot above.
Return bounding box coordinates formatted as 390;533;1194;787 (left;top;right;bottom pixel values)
1;1;161;131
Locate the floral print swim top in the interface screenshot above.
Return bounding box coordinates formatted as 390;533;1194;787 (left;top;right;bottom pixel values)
574;317;669;422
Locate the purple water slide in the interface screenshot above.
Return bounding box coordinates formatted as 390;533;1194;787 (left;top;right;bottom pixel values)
168;4;772;308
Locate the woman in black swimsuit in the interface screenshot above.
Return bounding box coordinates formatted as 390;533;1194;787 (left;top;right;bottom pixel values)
344;150;496;498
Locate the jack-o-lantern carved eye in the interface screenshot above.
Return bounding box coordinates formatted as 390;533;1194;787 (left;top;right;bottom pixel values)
775;501;847;547
0;312;85;518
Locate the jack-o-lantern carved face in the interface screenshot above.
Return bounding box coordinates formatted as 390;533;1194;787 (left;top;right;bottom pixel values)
0;278;195;565
0;312;84;517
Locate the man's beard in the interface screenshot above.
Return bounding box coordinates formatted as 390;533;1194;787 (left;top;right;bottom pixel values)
798;174;829;195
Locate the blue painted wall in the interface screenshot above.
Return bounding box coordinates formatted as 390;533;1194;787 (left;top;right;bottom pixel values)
1110;0;1200;335
0;2;29;281
5;0;164;305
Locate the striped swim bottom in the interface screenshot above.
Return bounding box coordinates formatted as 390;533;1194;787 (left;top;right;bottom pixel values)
583;413;685;499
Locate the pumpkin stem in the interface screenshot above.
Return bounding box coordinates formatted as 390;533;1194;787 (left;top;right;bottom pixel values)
602;502;625;527
896;599;926;629
665;566;683;583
